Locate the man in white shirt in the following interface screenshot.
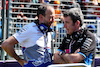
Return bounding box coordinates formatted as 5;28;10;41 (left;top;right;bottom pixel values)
1;5;55;67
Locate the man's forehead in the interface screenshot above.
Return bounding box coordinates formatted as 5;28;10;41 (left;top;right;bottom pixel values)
64;16;71;20
45;14;55;17
46;9;54;13
45;10;55;15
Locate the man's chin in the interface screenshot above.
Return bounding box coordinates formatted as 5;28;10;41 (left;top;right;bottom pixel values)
67;32;71;35
49;23;52;26
49;24;51;26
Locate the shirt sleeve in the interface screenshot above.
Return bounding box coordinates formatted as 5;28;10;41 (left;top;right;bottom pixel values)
79;32;96;57
13;25;32;43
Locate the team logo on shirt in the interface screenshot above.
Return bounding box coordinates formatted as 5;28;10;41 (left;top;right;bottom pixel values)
31;49;51;66
82;38;93;50
17;26;28;34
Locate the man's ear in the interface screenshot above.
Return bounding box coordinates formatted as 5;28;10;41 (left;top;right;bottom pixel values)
75;20;80;27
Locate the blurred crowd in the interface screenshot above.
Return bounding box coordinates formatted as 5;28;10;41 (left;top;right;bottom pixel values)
1;0;100;39
1;0;100;21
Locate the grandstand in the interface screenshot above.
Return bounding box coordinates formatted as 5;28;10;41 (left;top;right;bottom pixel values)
0;0;100;67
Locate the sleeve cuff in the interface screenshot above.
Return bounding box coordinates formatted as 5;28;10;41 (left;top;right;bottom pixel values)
57;49;63;52
77;52;86;58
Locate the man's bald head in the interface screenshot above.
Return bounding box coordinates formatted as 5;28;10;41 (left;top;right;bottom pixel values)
37;5;54;18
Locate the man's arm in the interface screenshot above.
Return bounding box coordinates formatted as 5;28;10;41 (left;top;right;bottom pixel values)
54;51;85;64
60;52;85;63
1;36;27;66
53;51;67;64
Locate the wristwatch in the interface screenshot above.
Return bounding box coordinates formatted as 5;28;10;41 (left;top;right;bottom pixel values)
59;51;64;56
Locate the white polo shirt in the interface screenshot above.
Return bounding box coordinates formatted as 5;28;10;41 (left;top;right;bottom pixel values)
13;22;52;66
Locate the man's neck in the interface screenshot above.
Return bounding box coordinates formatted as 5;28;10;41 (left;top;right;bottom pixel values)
74;27;81;32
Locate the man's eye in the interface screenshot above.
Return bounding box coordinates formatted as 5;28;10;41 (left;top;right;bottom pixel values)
49;17;51;18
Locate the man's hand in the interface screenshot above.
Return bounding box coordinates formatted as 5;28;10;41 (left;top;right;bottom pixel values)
18;59;28;67
74;48;80;53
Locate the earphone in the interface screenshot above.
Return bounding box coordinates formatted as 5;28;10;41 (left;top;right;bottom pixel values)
71;31;82;39
67;29;85;40
38;23;48;33
34;19;52;34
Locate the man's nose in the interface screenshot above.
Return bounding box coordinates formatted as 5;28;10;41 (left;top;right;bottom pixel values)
63;23;66;28
50;17;54;22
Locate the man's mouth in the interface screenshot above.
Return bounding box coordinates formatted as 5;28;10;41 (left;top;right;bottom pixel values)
49;22;53;25
50;22;53;24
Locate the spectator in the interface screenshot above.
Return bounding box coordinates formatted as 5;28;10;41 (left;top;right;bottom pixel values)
12;0;29;21
94;4;100;36
87;25;96;33
72;0;80;8
86;5;96;19
45;0;51;4
83;0;96;19
61;0;80;10
38;0;49;4
61;1;72;10
38;0;45;3
0;28;1;40
87;25;100;51
1;0;8;17
0;21;2;39
54;0;61;19
53;0;62;40
12;0;32;32
77;0;87;18
32;0;38;3
53;8;96;67
93;0;98;5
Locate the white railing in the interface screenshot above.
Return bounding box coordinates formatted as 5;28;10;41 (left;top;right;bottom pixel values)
47;63;88;67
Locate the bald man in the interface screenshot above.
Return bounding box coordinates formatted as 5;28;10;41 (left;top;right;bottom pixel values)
1;5;55;67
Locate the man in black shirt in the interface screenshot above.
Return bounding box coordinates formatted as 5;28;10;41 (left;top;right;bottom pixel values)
53;8;96;67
